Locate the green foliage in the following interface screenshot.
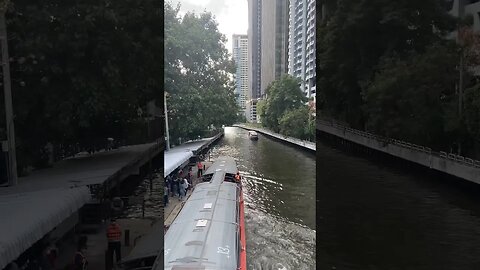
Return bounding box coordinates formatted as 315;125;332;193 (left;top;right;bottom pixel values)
257;99;265;119
259;75;307;132
317;0;456;128
258;75;313;141
279;106;313;140
464;84;480;143
317;0;480;158
363;43;458;148
0;0;161;172
164;2;239;142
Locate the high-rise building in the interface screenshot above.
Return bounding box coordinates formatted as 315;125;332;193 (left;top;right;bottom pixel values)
448;0;480;31
245;99;258;123
248;0;262;100
288;0;316;101
247;0;262;123
260;0;289;98
232;34;249;115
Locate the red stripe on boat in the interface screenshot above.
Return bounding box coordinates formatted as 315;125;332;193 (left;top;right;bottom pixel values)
239;187;247;270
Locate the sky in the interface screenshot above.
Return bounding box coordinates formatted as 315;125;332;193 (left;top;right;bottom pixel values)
169;0;248;54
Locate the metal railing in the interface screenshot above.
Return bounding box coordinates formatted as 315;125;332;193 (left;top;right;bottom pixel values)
318;118;480;168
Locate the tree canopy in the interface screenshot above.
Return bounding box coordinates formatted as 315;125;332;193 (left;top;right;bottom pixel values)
258;75;313;140
318;0;456;128
0;0;162;172
317;0;480;158
164;2;240;144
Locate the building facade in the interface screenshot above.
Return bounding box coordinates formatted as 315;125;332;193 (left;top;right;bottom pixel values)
448;0;480;31
245;99;258;123
260;0;289;98
247;0;262;100
247;0;263;122
288;0;316;101
232;34;249;115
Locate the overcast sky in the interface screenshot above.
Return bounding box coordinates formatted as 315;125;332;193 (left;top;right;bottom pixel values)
169;0;248;55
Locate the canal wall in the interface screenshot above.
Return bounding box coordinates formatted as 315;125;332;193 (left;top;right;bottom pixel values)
234;124;316;152
317;118;480;184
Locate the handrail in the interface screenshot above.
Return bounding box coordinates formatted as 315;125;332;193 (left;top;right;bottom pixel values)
318;118;480;168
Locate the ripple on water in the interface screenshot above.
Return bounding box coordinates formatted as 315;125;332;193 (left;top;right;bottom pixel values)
246;206;316;270
209;131;316;269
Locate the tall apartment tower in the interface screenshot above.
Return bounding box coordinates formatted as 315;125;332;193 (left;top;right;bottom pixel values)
260;0;289;98
247;0;262;122
288;0;316;101
248;0;262;100
232;34;249;115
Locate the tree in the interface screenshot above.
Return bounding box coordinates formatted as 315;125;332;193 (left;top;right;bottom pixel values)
164;2;239;143
463;84;480;157
0;0;162;172
279;106;310;140
259;75;307;132
363;43;458;148
317;0;456;128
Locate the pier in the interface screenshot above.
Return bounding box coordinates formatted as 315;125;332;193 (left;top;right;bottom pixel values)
0;142;162;269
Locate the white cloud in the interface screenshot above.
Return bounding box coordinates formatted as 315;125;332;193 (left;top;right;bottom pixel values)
170;0;248;56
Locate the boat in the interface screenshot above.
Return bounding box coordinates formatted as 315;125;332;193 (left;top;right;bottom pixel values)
162;156;247;270
248;131;258;140
118;221;163;270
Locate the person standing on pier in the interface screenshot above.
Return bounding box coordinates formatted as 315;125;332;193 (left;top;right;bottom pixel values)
168;175;175;197
106;219;122;265
197;161;203;177
173;176;179;197
178;178;186;201
187;167;192;186
178;181;184;200
164;184;169;206
73;245;88;270
183;177;190;192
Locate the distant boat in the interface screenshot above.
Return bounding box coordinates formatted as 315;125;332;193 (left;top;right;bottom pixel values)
248;131;258;140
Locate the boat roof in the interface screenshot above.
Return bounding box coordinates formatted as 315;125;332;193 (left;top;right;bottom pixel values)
120;220;164;265
0;187;91;269
162;159;241;270
204;156;238;176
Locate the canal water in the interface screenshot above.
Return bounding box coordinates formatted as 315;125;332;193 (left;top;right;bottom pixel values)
208;127;316;269
318;139;480;269
121;172;164;220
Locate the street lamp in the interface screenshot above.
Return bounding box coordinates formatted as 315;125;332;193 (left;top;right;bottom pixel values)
164;91;170;151
0;2;17;186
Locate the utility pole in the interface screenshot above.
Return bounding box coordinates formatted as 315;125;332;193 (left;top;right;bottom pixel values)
0;8;17;186
164;91;170;151
459;52;464;117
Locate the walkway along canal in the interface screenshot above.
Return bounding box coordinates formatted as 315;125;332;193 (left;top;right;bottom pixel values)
209;127;316;269
234;124;315;152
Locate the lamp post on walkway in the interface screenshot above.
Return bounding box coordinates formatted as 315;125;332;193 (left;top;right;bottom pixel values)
164;91;170;151
0;2;17;186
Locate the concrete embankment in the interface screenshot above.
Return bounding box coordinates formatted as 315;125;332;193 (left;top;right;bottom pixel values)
233;124;316;152
317;118;480;184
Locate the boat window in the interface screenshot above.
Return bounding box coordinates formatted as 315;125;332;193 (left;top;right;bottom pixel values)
225;173;236;183
202;174;213;182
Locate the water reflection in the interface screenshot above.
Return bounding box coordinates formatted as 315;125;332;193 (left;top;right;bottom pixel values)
318;139;480;270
